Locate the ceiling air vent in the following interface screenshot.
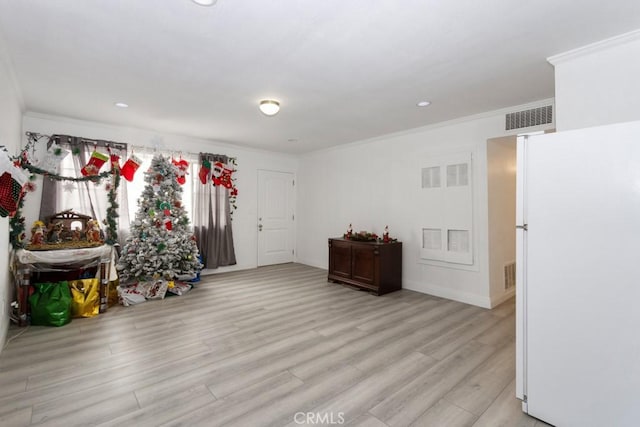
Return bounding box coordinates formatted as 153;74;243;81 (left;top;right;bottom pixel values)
505;105;553;130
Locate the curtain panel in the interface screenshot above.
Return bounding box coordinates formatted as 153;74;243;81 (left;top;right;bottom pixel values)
192;153;236;269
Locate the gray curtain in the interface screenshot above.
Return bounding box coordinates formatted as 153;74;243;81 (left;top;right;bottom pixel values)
39;135;130;246
193;153;236;269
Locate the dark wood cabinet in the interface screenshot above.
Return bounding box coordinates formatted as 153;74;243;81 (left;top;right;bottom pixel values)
328;238;402;295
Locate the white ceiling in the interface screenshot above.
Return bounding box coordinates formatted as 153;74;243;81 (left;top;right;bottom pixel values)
1;1;639;154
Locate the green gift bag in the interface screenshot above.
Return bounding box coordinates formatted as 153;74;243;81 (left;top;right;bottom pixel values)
29;282;72;327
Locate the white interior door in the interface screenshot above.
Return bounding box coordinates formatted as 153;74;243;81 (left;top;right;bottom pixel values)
257;170;295;266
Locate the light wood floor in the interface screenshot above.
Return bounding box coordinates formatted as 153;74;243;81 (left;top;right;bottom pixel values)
0;263;550;427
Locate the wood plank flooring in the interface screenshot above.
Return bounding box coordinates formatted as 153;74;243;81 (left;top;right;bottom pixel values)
0;263;550;426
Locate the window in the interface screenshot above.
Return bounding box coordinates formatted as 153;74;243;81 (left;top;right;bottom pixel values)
125;152;195;223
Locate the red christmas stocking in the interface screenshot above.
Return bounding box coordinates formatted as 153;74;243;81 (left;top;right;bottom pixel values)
0;157;28;217
172;158;189;185
199;159;211;184
121;155;142;182
220;165;234;189
110;153;121;173
81;151;109;176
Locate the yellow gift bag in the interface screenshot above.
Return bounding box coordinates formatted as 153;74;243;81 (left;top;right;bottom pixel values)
69;279;100;318
108;279;119;308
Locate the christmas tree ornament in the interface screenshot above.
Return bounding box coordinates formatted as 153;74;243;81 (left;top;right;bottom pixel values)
81;150;109;176
163;217;173;231
159;201;171;216
121;154;142;182
172;158;189;185
198;159;211;184
37;142;70;173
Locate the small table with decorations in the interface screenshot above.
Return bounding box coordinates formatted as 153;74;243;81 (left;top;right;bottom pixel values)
10;245;116;326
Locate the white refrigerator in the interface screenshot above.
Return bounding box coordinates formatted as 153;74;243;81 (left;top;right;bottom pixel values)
516;120;640;427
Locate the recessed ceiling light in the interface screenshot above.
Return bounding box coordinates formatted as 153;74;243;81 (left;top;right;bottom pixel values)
417;101;431;107
114;102;129;108
191;0;217;6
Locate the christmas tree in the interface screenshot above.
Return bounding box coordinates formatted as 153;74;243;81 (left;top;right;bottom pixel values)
117;154;201;281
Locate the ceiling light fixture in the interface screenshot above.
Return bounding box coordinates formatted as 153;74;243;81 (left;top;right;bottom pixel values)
417;101;431;107
114;102;129;108
191;0;217;6
259;100;280;116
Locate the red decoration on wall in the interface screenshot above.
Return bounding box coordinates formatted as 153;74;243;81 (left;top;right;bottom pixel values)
172;158;189;185
212;161;234;189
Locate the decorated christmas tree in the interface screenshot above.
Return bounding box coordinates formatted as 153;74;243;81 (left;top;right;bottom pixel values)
117;154;201;281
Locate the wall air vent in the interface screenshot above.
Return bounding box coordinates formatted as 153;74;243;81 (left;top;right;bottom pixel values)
504;261;516;290
505;105;553;130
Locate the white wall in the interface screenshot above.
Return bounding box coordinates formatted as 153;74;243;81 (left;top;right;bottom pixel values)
21;113;298;274
487;136;517;307
297;101;553;308
551;30;640;131
0;35;23;351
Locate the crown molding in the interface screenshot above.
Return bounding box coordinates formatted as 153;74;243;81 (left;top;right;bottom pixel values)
302;97;555;157
23;111;299;160
548;29;640;66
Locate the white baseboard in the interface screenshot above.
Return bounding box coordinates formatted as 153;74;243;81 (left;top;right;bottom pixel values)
295;258;327;270
490;288;516;308
403;279;492;309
